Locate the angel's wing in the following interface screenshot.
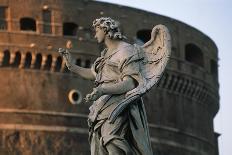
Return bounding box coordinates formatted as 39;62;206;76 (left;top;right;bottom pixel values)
109;25;171;123
141;24;171;90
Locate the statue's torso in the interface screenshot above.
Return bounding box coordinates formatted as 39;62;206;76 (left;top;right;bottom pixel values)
89;43;139;122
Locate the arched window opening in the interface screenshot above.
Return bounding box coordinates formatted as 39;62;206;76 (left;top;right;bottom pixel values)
44;55;52;70
2;50;10;66
63;22;78;36
76;59;81;66
185;44;204;67
54;56;62;72
210;59;218;79
12;52;21;67
34;53;42;69
0;7;7;30
136;29;152;44
24;52;32;68
20;17;36;31
85;60;91;68
42;9;52;34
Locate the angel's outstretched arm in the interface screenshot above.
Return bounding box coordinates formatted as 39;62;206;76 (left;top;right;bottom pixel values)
66;61;95;80
59;48;95;80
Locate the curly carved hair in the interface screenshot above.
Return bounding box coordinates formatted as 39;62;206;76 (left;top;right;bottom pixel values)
92;17;126;40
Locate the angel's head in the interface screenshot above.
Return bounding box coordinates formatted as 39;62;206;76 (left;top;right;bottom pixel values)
92;17;126;43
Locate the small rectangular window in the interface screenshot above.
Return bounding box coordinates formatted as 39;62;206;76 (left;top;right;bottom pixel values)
42;10;51;33
0;6;7;30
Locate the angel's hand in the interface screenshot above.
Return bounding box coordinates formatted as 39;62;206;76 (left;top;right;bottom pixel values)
58;48;72;66
58;48;65;54
58;48;70;58
58;48;66;56
84;87;103;102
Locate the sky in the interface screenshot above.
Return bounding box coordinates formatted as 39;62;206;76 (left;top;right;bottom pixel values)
96;0;232;154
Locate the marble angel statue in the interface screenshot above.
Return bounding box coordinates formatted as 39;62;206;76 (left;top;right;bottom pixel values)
58;17;171;155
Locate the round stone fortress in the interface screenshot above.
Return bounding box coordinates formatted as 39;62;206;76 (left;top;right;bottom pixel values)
0;0;219;155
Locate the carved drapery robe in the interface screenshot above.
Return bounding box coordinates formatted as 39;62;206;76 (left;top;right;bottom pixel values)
88;44;153;155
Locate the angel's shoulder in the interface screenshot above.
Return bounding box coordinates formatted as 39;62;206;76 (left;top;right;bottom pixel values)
117;43;136;58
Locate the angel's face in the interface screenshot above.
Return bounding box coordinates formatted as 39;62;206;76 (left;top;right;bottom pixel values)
94;27;106;43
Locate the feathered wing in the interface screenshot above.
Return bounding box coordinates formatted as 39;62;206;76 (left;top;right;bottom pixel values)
141;24;171;91
109;24;171;122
